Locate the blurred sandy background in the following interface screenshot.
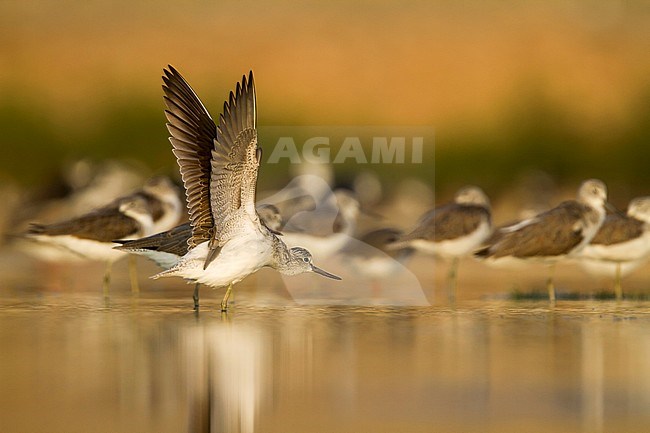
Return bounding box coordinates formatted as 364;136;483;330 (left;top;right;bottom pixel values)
1;0;649;202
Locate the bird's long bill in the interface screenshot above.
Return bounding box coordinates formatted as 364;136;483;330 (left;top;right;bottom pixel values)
311;264;342;280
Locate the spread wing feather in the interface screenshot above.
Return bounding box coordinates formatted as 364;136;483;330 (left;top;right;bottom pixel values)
162;66;216;248
210;71;258;245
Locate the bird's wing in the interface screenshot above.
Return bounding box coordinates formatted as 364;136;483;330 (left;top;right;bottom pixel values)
488;201;585;258
29;207;141;242
162;66;216;249
590;214;644;245
400;204;489;242
115;222;192;256
210;71;259;244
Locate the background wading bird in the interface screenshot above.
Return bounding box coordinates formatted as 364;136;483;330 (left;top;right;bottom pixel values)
26;194;155;294
391;186;492;302
578;196;650;300
476;179;608;302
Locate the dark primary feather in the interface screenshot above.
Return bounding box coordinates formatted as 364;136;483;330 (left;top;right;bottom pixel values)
28;207;141;242
162;66;217;249
401;204;490;243
115;222;192;256
479;201;588;258
590;213;644;246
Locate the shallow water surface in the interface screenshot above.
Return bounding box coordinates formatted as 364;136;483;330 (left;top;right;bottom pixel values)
1;293;650;433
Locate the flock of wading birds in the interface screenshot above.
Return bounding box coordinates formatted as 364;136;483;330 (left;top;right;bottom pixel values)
18;67;650;310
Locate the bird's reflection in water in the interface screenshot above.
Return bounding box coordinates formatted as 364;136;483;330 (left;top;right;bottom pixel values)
182;324;265;433
581;325;604;433
4;298;650;433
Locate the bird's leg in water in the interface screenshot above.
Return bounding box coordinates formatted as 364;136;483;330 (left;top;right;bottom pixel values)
447;257;459;303
546;263;556;303
193;283;200;310
221;283;233;312
614;263;623;301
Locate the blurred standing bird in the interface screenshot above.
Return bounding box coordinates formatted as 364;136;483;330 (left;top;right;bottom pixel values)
26;194;155;294
24;175;181;293
476;179;609;302
390;186;492;302
153;66;340;311
578;196;650;300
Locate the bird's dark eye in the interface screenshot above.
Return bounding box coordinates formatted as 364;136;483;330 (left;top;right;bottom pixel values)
303;257;309;263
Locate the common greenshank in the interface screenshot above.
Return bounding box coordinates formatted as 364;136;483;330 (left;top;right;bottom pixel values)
155;66;340;311
26;194;155;294
578;196;650;300
391;185;492;301
476;179;608;302
115;204;283;309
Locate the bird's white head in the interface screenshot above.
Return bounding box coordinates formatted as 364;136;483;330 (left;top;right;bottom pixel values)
627;196;650;224
119;196;154;236
577;179;607;209
454;186;490;208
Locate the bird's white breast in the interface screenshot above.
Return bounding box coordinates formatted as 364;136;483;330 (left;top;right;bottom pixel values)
162;229;273;288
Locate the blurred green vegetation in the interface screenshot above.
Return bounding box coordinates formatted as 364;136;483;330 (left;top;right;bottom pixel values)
3;84;649;199
436;86;650;195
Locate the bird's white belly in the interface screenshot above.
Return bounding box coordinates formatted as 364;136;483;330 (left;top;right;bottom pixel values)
18;239;86;263
29;234;125;263
413;221;491;258
580;233;650;262
165;232;273;288
579;257;646;278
